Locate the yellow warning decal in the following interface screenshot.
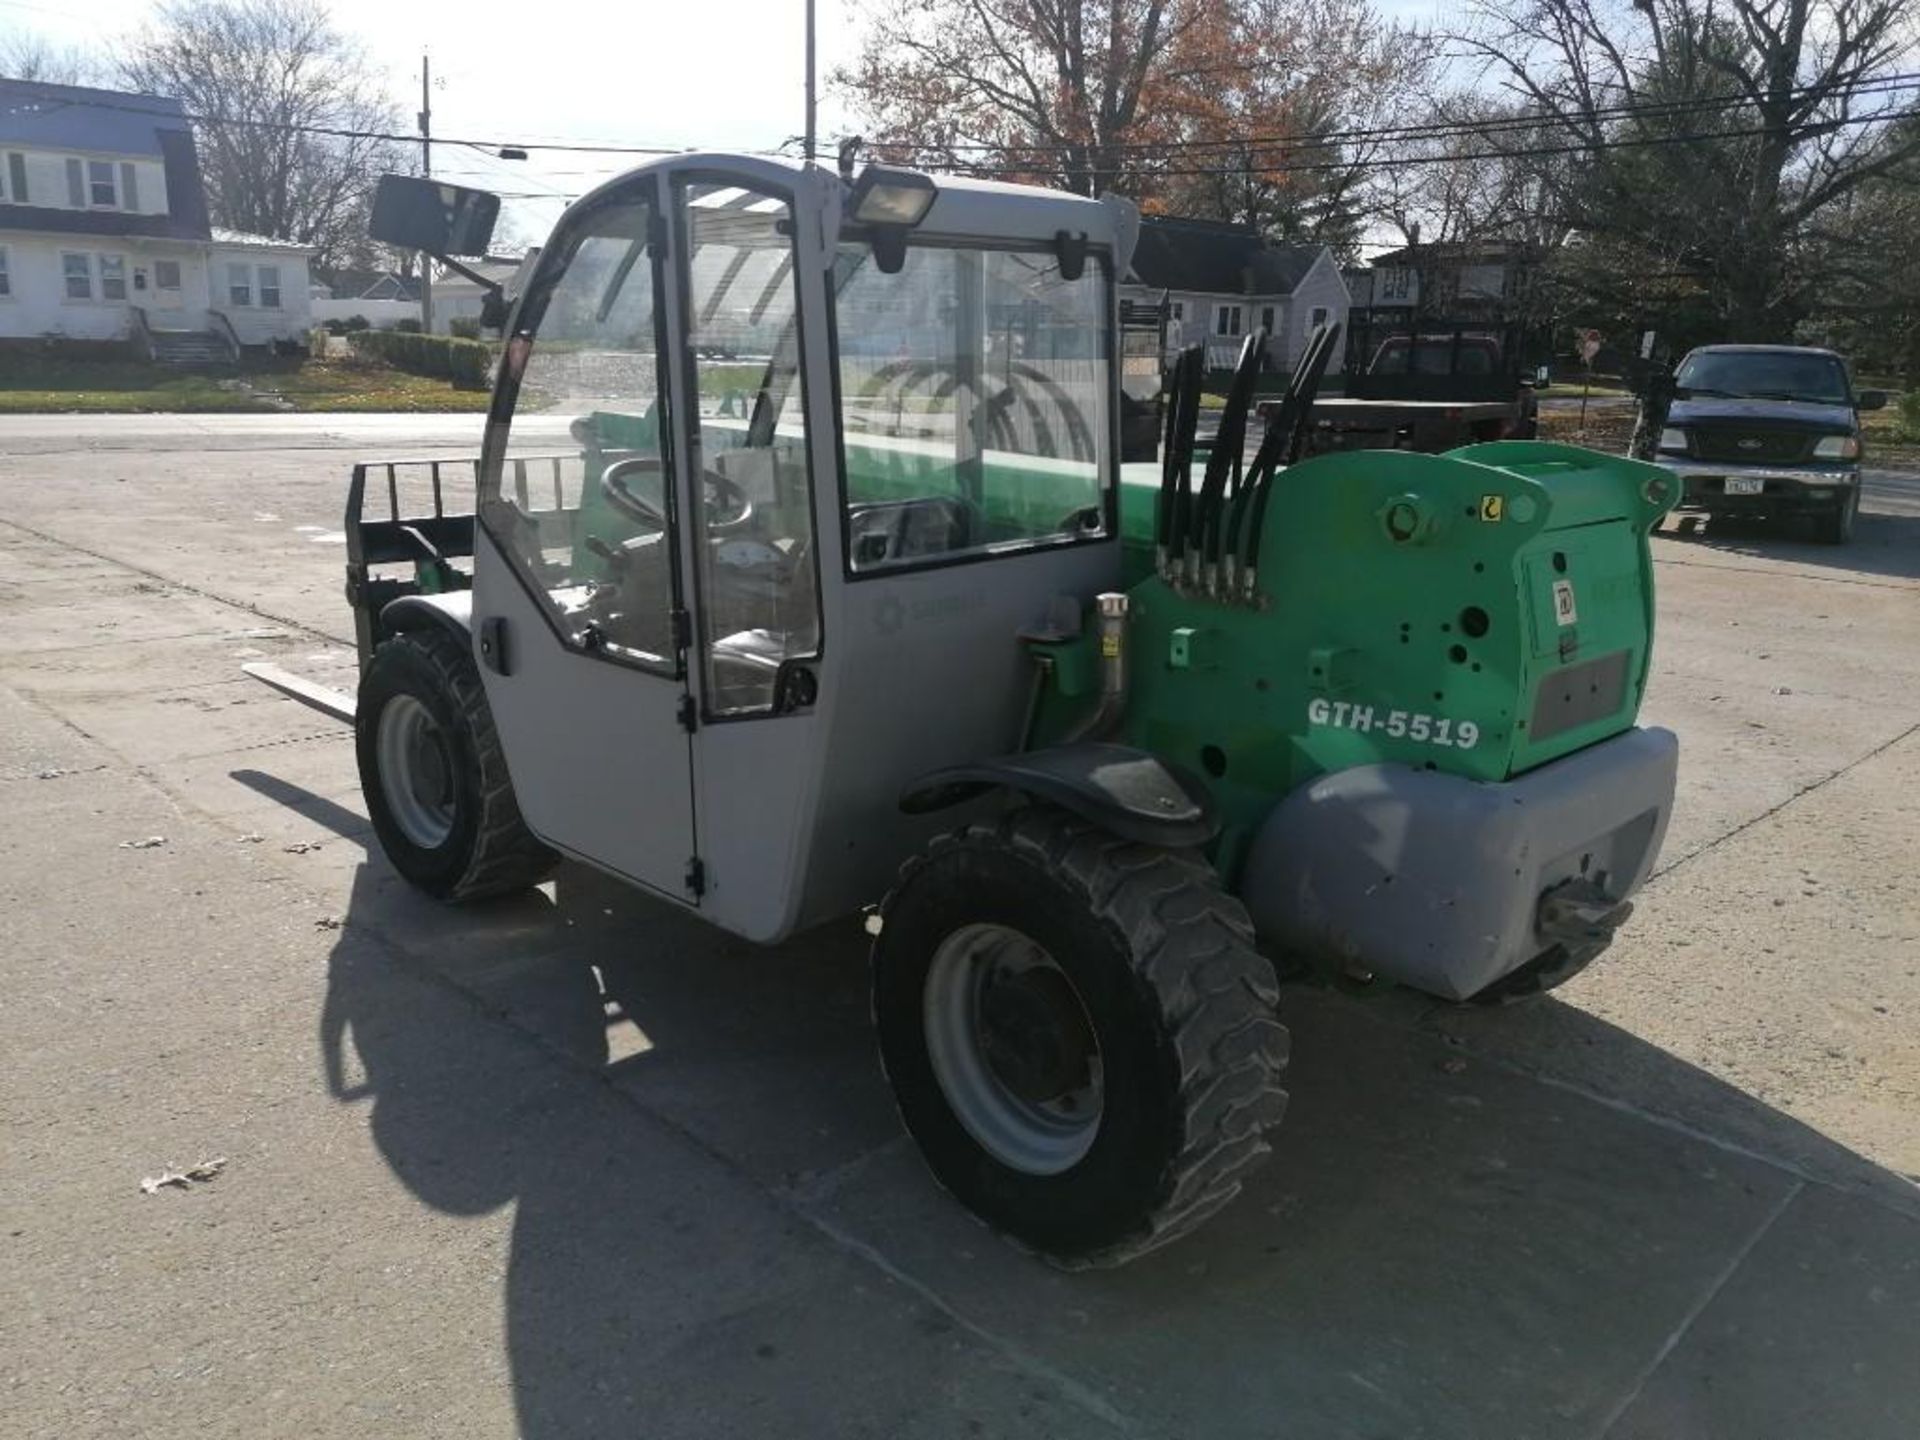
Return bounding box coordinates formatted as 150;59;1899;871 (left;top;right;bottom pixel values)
1100;634;1121;658
1479;494;1505;522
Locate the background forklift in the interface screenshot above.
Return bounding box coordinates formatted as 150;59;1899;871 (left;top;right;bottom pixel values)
253;157;1682;1267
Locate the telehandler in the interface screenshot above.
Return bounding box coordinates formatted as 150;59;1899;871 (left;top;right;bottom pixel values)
253;156;1680;1267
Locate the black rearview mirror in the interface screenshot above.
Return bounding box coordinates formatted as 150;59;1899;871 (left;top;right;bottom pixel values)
370;174;500;257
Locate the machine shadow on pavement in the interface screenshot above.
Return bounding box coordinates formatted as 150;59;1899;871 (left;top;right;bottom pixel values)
277;772;1918;1437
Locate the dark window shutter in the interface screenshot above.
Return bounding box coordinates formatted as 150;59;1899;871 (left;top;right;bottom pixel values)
121;163;139;212
6;153;24;203
65;157;83;207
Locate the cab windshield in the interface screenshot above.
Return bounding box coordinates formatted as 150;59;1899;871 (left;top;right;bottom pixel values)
1676;350;1850;406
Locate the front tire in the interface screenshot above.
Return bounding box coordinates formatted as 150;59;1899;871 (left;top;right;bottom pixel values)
872;807;1289;1267
356;627;555;901
1814;486;1858;545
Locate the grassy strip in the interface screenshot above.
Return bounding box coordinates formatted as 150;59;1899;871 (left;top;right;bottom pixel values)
0;357;489;414
1858;402;1920;471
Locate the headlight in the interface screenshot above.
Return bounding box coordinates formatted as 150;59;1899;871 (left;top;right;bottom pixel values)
1658;427;1688;453
1812;434;1860;460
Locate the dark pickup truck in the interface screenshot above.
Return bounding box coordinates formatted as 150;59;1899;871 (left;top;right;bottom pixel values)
1654;344;1885;545
1281;324;1540;455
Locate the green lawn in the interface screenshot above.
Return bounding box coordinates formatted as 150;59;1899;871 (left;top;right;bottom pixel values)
1858;396;1920;469
0;357;490;414
1533;378;1634;399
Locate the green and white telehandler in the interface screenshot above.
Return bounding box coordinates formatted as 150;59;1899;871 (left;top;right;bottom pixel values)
254;156;1681;1266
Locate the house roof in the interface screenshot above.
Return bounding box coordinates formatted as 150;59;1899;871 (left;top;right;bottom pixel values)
323;268;422;301
432;257;521;292
210;226;314;253
0;80;188;156
1128;215;1325;297
0;81;211;241
1367;239;1535;267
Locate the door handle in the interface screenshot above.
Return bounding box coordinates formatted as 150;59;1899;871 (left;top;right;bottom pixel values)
479;615;511;676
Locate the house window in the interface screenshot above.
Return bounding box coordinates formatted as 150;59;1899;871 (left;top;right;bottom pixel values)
1214;303;1243;337
1377;267;1411;301
1168;300;1185;323
99;254;127;301
1309;305;1330;330
88;160;118;208
228;263;252;306
1259;305;1276;335
0;247;10;298
62;252;92;300
257;264;281;308
155;260;182;291
3;152;23;203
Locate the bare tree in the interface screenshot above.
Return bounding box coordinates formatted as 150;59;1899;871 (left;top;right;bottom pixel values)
1150;0;1433;249
836;0;1431;246
1451;0;1920;337
0;29;100;84
836;0;1192;197
119;0;401;271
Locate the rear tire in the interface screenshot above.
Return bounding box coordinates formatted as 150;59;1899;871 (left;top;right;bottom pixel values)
872;807;1289;1268
356;627;555;901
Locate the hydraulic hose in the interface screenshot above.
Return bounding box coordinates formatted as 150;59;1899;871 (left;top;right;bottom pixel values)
1062;592;1130;744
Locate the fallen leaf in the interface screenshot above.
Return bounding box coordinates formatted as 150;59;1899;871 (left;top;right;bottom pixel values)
119;836;167;850
140;1156;227;1194
282;841;322;854
314;916;342;931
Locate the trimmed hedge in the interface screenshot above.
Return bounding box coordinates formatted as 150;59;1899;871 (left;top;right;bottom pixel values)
348;328;492;389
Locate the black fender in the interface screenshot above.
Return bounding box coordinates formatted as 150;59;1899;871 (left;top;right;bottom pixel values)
899;742;1220;849
381;590;473;643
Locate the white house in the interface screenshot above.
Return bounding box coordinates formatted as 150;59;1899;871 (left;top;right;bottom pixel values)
0;80;314;359
1120;215;1350;373
426;257;520;334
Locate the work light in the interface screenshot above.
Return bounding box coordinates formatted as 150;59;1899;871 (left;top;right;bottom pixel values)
849;166;938;227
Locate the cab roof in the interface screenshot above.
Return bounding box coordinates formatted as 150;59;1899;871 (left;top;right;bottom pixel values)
1684;343;1843;359
578;153;1127;257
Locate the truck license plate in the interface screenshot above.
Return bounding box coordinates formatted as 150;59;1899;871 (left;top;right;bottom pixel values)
1724;476;1765;496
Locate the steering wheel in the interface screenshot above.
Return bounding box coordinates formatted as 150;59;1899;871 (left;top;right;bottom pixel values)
600;457;754;533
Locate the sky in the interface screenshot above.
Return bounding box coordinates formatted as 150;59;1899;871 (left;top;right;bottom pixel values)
0;0;1449;248
0;0;872;240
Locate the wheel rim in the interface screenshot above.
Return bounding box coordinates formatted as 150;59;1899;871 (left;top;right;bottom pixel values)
376;694;456;849
923;922;1103;1175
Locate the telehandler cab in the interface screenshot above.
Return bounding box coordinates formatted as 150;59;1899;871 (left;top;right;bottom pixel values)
256;157;1681;1267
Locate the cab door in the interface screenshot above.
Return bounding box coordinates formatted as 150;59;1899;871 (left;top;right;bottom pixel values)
468;175;701;902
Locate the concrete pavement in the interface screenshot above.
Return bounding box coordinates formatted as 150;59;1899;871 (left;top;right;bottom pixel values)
2;415;1916;1438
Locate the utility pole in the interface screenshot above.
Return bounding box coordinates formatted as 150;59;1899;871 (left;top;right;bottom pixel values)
418;51;433;335
803;0;817;161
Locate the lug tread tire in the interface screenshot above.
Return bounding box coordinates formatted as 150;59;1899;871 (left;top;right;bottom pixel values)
358;628;555;901
875;805;1289;1269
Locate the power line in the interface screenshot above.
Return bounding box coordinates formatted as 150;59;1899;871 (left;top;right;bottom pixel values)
887;71;1920;159
924;104;1918;182
0;85;786;160
867;70;1920;161
9;66;1913;187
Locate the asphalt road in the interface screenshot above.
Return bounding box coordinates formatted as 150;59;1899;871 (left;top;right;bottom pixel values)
2;415;1916;1439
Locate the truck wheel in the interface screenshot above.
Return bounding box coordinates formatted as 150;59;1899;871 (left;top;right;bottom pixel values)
872;807;1289;1267
1814;487;1858;545
356;628;555;901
